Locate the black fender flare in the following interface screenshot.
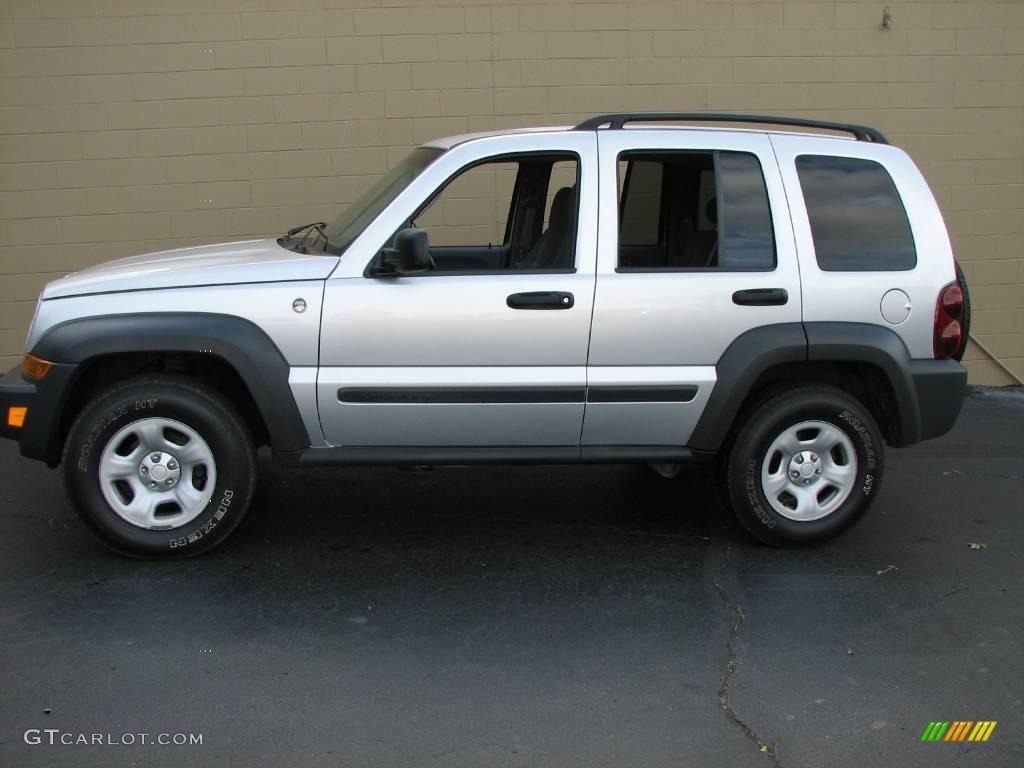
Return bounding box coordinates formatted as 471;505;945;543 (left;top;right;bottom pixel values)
803;322;920;447
688;322;921;452
31;312;311;452
688;323;807;451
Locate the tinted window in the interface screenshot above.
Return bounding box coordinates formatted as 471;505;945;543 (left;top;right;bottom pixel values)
616;151;775;270
718;152;776;269
796;155;916;271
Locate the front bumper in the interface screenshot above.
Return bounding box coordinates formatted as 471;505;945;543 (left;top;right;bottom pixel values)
0;363;77;464
910;359;968;441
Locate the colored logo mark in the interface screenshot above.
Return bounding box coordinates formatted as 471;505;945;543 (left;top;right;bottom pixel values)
921;721;997;742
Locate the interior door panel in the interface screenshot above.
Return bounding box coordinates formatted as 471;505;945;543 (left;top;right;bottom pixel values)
429;245;509;271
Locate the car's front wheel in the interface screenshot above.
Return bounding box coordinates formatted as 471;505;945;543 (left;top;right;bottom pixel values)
723;386;884;546
62;375;256;557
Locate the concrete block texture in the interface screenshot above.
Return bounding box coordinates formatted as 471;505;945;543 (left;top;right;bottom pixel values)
0;0;1022;384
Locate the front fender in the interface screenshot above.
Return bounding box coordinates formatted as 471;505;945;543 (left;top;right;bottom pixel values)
31;312;311;453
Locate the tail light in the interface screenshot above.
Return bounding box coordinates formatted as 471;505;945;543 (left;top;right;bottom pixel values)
934;281;964;359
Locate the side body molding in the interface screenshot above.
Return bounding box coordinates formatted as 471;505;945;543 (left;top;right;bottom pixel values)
688;322;924;452
31;313;310;452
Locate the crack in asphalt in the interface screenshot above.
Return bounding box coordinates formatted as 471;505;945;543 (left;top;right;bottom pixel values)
713;546;784;768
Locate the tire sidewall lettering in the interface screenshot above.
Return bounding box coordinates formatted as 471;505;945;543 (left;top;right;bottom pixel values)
77;406;128;472
170;489;234;551
78;399;162;472
862;473;874;497
837;409;876;470
744;457;776;529
837;409;878;491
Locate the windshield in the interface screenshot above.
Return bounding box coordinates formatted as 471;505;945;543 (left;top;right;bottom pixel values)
323;146;444;253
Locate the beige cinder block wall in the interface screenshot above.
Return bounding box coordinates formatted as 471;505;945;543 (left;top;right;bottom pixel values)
1;0;1022;383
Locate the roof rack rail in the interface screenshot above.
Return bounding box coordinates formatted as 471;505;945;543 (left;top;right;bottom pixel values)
573;113;888;144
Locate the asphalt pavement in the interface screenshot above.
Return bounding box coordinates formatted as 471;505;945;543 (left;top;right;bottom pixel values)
1;389;1021;768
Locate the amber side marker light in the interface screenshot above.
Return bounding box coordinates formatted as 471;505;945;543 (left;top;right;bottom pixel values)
22;354;52;379
7;406;27;428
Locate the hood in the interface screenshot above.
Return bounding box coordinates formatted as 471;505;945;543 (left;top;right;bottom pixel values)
42;239;339;300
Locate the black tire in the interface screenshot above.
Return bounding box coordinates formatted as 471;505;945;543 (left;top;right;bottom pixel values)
953;260;971;362
62;375;257;557
722;386;884;546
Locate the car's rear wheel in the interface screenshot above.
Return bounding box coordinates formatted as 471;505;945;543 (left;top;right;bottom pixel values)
723;386;884;546
62;375;256;557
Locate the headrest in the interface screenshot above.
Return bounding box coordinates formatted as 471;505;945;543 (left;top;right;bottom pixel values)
550;185;575;223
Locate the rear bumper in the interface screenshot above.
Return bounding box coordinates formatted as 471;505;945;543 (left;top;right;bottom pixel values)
0;363;77;464
910;359;968;441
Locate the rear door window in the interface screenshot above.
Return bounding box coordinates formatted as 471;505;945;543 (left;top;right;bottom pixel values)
617;151;776;270
795;155;916;271
619;160;663;246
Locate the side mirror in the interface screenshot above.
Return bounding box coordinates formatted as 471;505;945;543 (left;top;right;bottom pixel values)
371;228;433;276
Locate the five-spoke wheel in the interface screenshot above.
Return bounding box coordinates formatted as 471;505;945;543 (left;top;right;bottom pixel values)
63;375;256;557
760;420;857;522
723;386;883;546
98;417;217;530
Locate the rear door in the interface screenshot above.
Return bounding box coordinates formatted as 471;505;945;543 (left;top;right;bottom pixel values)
584;129;802;447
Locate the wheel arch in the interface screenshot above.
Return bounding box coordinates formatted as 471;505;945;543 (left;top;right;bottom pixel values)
31;313;311;464
689;322;922;452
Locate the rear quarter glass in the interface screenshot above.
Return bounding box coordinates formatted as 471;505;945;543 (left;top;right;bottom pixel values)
795;154;916;272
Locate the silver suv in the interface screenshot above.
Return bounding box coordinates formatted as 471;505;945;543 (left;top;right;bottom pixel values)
0;113;969;556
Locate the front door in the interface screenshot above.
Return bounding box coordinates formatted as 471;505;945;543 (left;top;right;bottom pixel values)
318;133;598;448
